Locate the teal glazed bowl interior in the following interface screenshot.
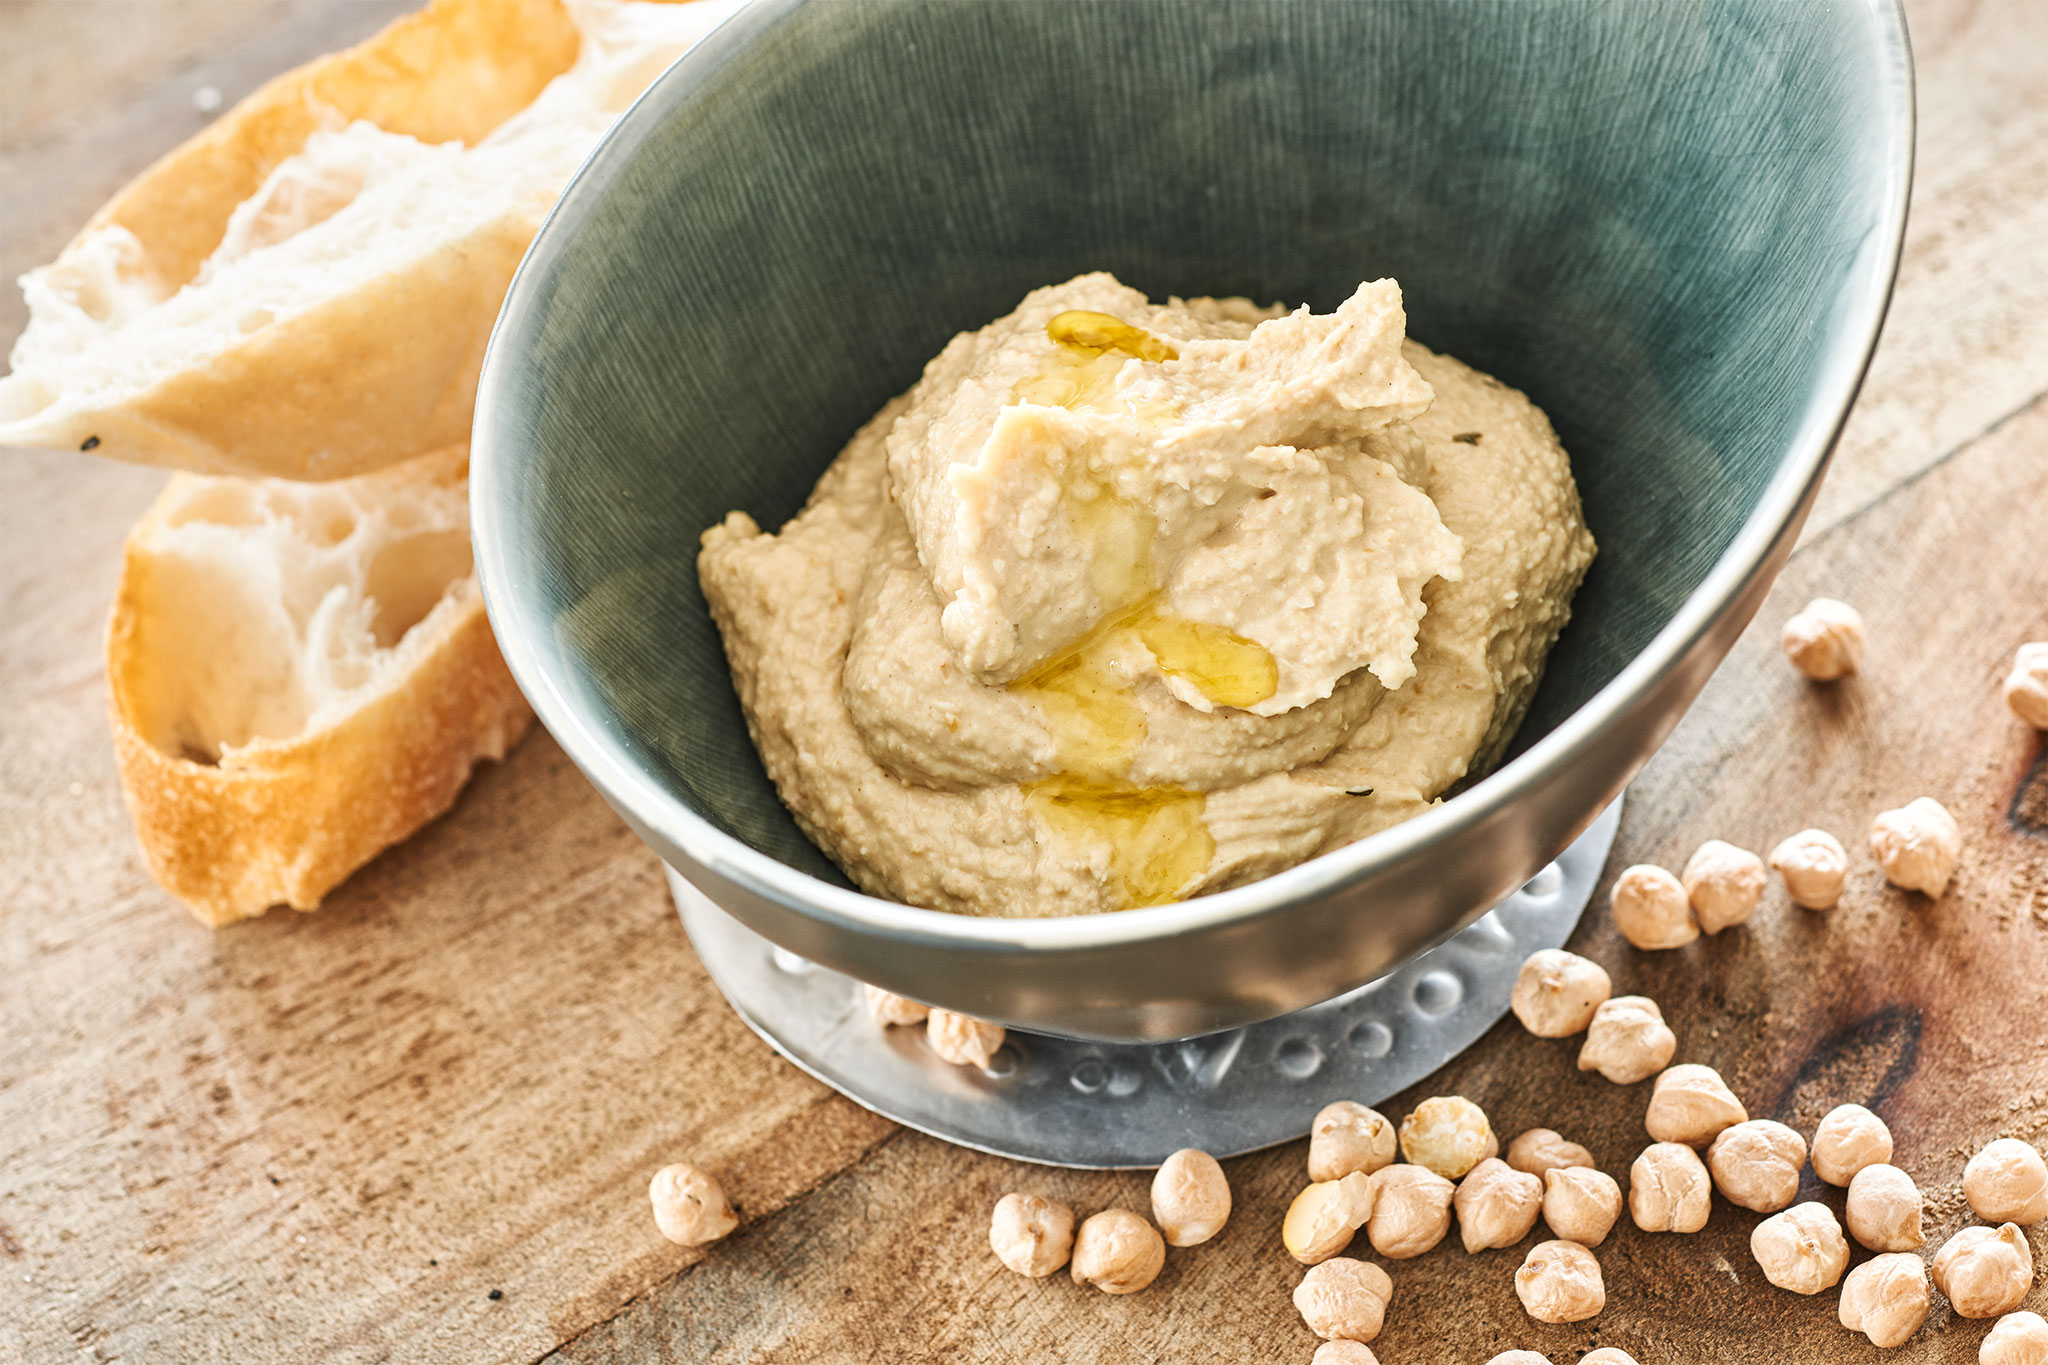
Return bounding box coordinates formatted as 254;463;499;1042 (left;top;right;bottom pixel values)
473;0;1911;1041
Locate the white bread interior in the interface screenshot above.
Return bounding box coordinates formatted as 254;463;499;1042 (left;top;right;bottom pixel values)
0;0;739;480
108;447;535;924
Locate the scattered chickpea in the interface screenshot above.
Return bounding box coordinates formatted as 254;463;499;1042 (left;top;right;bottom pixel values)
1150;1148;1231;1247
926;1009;1005;1068
1964;1138;2048;1225
1768;828;1850;910
1931;1223;2035;1319
1706;1119;1807;1213
1484;1354;1554;1365
1509;949;1612;1037
1750;1202;1849;1295
1629;1142;1711;1234
2004;642;2048;728
1514;1238;1605;1323
1284;1171;1377;1264
1506;1128;1594;1178
1781;597;1865;680
1811;1104;1893;1186
1542;1165;1623;1248
1312;1342;1382;1365
861;983;928;1027
1845;1163;1925;1252
1608;864;1699;950
1453;1157;1543;1253
1869;796;1963;898
1981;1311;2048;1365
1309;1101;1398;1182
1365;1164;1456;1259
988;1192;1075;1277
1398;1095;1497;1179
1580;1352;1642;1365
1644;1064;1748;1147
1837;1252;1931;1349
1577;996;1678;1085
648;1163;738;1247
1069;1208;1166;1295
1681;839;1767;934
1292;1256;1394;1342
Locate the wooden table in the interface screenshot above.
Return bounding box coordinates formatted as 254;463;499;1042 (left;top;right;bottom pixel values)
3;2;2043;1361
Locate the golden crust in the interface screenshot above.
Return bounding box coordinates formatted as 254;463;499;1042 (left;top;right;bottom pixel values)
84;0;579;295
106;472;535;926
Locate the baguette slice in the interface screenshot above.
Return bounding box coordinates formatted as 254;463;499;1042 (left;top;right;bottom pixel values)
107;447;534;924
0;0;737;480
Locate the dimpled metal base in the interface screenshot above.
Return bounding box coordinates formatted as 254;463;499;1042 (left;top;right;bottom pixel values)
671;796;1620;1169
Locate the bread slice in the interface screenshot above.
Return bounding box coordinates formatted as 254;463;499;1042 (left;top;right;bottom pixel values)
107;447;534;924
0;0;738;480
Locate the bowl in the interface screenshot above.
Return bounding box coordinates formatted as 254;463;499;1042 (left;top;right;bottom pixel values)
472;0;1911;1042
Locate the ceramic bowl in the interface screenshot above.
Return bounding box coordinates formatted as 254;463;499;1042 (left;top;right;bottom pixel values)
473;0;1911;1041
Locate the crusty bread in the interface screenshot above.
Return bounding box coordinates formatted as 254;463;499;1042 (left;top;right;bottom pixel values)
0;0;737;480
107;447;534;924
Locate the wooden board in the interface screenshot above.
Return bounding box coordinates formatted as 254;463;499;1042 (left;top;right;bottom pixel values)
0;1;2043;1362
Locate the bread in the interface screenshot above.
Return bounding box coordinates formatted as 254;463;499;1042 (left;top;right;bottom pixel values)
0;0;738;480
106;447;535;924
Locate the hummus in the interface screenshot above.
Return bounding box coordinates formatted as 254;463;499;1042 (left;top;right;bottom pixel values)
699;273;1595;917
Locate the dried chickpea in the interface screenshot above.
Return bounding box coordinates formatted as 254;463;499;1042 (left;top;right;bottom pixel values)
1312;1343;1382;1365
1398;1095;1497;1179
1645;1064;1747;1147
1965;1138;2048;1225
1514;1238;1605;1323
1284;1171;1376;1264
1292;1256;1394;1342
1580;1349;1642;1364
1869;797;1963;898
648;1163;738;1247
1577;996;1677;1085
1542;1165;1623;1247
1931;1223;2034;1319
1453;1157;1543;1253
1069;1208;1165;1294
1309;1101;1397;1182
861;984;928;1027
1982;1311;2048;1365
1845;1163;1924;1252
1506;1128;1594;1177
1509;949;1611;1037
1629;1142;1711;1233
1811;1104;1893;1185
1681;839;1767;933
1751;1202;1849;1294
2006;643;2048;728
988;1192;1075;1277
1838;1252;1931;1349
925;1009;1005;1068
1609;863;1699;950
1706;1120;1807;1213
1484;1355;1554;1365
1365;1164;1455;1259
1782;597;1865;680
1768;828;1850;910
1151;1148;1231;1247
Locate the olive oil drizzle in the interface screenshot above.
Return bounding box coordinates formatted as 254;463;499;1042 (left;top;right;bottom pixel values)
1000;317;1280;907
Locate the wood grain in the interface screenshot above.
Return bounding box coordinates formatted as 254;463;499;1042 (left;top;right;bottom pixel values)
1;0;2045;1362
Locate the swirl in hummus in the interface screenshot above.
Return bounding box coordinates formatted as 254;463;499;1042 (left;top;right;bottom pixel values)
699;273;1595;917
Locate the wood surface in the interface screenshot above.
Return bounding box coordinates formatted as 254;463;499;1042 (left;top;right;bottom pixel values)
1;1;2043;1362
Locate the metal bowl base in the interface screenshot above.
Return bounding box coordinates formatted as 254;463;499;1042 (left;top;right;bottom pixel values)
669;796;1620;1169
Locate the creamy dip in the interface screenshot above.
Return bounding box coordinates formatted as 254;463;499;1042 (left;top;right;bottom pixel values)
700;273;1595;916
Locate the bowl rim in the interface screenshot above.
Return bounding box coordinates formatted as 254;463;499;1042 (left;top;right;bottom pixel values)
472;0;1915;955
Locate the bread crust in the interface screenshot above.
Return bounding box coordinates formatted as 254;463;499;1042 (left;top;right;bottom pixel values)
107;476;536;926
0;0;578;478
